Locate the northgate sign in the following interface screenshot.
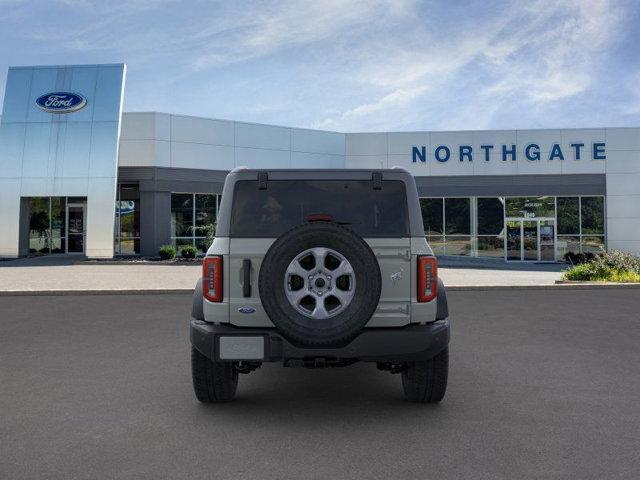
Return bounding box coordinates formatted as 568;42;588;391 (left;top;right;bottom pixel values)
412;142;606;163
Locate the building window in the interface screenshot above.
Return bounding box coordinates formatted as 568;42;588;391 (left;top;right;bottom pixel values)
29;198;58;254
419;197;472;256
420;198;443;235
171;193;219;253
477;197;505;258
444;198;471;256
420;195;606;261
556;196;606;257
557;197;579;235
27;196;86;255
114;184;140;255
581;197;605;234
505;196;555;218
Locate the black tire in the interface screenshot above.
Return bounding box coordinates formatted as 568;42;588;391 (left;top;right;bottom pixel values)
259;221;381;347
191;347;238;403
401;347;449;403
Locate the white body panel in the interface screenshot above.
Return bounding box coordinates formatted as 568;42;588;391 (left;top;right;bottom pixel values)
203;236;437;328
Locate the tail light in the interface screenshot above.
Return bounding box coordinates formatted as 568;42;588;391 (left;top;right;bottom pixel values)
417;256;437;302
203;256;223;302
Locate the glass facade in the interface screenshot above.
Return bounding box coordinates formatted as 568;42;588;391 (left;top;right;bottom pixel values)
420;195;606;261
27;197;86;255
171;193;219;253
557;196;605;257
114;184;140;255
477;197;505;258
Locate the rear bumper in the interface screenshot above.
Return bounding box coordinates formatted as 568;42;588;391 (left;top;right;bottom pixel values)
190;319;450;364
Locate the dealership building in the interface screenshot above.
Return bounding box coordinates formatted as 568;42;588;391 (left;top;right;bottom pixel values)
1;63;639;261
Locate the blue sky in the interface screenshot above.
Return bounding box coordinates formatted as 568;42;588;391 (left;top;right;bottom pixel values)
0;0;639;132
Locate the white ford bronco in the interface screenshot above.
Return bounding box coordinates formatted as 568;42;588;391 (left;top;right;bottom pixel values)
190;168;450;403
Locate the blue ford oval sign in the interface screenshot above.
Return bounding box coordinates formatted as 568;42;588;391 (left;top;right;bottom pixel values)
36;92;87;114
238;306;256;314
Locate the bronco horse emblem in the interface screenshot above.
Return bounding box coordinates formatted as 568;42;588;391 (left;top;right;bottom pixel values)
390;268;403;285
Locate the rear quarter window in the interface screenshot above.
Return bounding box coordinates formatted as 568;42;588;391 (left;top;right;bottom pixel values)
230;180;410;237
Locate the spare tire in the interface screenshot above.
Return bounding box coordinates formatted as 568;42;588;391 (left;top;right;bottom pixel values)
259;221;381;347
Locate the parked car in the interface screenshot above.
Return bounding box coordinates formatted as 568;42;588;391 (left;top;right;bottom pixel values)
190;168;450;402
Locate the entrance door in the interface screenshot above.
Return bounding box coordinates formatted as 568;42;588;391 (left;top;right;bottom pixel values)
505;219;556;262
66;203;86;254
522;221;538;261
506;220;522;261
539;220;555;261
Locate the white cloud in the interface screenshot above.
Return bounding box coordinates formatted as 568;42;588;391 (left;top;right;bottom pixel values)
313;85;429;130
1;0;630;130
482;0;622;104
190;0;413;69
315;0;625;130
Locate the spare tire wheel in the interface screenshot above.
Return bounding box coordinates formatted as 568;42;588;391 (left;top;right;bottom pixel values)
258;221;381;347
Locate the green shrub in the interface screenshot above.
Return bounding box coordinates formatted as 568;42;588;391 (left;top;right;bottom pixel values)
159;245;177;260
191;223;216;244
180;245;198;258
594;250;640;273
563;263;595;281
608;270;640;283
563;250;640;282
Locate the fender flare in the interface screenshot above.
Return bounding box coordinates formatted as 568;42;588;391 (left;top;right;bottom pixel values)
436;278;448;320
192;278;204;320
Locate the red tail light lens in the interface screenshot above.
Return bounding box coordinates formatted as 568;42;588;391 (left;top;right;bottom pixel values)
203;256;223;302
417;256;438;302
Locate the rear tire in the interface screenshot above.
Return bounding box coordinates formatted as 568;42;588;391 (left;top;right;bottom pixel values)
191;347;238;403
401;347;449;403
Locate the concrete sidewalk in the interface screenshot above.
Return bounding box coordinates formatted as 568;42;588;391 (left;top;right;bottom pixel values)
0;256;566;293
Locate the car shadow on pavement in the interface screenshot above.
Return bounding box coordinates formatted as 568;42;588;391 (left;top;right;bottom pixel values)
188;363;452;426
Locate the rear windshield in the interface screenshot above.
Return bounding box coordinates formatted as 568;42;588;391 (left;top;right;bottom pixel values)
230;180;409;237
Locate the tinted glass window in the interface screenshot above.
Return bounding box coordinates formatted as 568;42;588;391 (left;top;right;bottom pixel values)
230;180;409;237
445;198;470;235
506;196;555;218
477;197;504;235
195;194;216;228
581;197;605;234
171;194;193;237
420;198;443;235
557;197;579;234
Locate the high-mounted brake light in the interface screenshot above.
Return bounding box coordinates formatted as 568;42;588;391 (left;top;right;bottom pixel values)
417;256;438;303
203;256;223;302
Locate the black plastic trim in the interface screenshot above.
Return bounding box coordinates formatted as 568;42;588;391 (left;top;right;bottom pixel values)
191;278;204;320
436;278;448;320
190;320;450;364
242;259;252;297
372;171;382;190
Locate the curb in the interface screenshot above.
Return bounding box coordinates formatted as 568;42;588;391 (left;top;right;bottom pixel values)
2;283;640;296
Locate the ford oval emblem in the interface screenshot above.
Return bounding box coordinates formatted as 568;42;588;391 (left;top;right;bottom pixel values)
35;92;87;114
238;306;256;314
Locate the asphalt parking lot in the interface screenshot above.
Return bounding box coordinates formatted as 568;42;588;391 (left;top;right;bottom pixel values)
1;289;639;480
